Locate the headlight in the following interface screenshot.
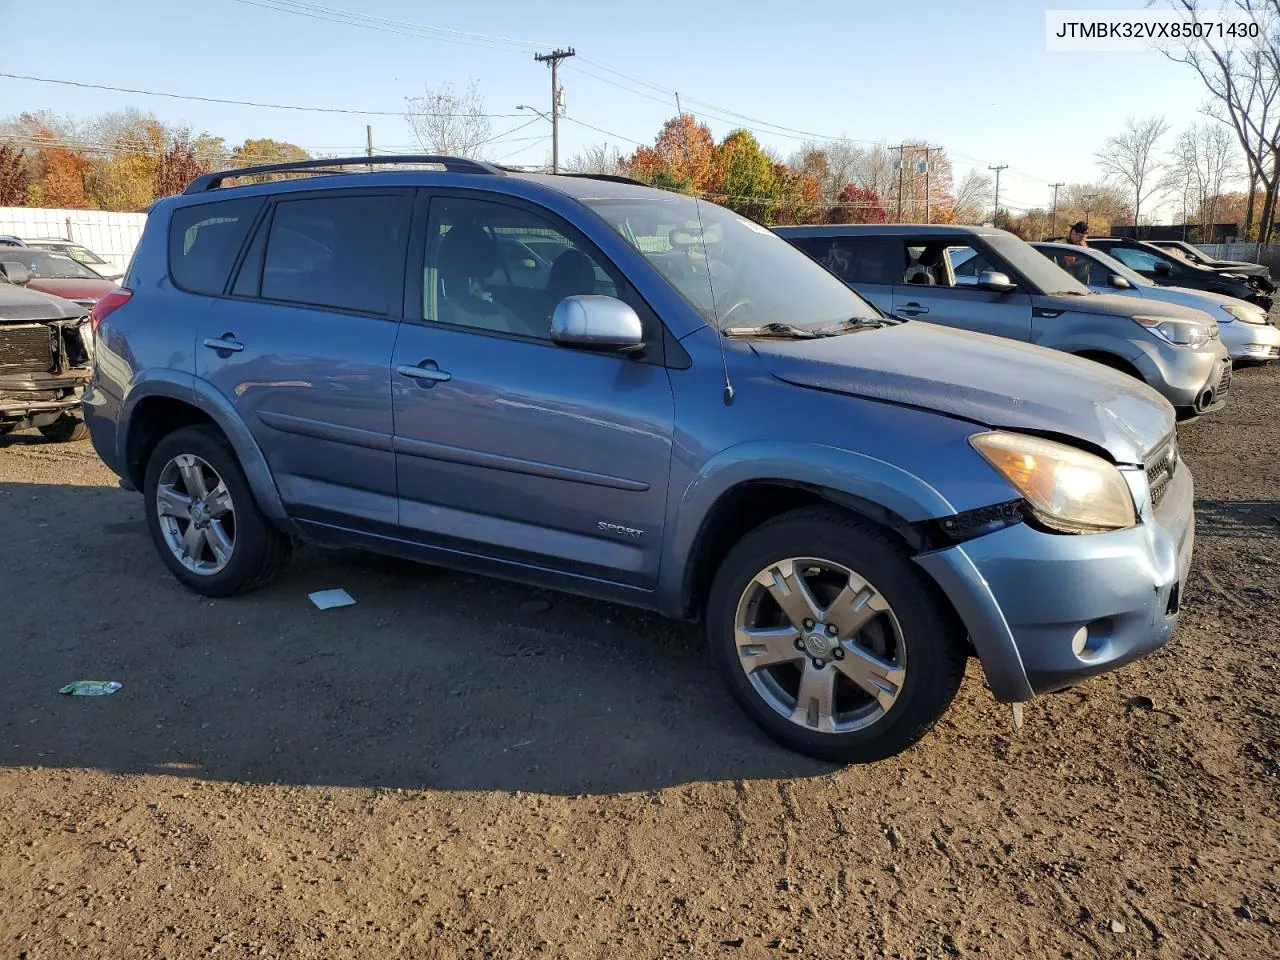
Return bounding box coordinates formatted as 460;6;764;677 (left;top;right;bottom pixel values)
1221;302;1267;325
970;432;1137;534
1132;314;1213;347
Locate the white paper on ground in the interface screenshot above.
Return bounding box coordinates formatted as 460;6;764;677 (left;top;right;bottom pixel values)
309;588;356;610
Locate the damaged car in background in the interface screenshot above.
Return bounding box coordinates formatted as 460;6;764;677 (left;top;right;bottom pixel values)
0;261;94;441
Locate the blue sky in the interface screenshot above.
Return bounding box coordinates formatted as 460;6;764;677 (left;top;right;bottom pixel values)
0;0;1217;216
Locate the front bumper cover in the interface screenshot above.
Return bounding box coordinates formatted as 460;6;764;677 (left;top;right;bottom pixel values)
915;459;1194;702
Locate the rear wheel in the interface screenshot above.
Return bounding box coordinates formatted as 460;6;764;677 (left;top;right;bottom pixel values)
707;507;967;763
143;425;291;596
38;416;89;442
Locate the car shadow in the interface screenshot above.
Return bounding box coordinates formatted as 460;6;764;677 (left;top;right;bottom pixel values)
1195;499;1280;540
0;480;835;795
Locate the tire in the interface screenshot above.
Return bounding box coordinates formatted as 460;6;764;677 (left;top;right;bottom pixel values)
143;424;291;597
38;415;89;442
707;506;967;764
0;423;16;436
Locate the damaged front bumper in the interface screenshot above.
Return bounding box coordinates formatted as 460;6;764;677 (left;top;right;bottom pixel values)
0;317;93;429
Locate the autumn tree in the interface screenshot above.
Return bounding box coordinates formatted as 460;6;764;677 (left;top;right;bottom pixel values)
946;170;994;224
85;110;168;211
0;146;29;205
405;80;493;159
155;132;208;198
652;114;715;191
829;184;887;224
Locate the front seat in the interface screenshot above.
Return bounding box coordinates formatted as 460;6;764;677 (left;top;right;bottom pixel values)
435;223;529;335
544;249;598;326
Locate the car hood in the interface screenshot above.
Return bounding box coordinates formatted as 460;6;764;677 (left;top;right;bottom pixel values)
1054;291;1212;321
0;283;86;321
752;322;1174;465
27;277;118;300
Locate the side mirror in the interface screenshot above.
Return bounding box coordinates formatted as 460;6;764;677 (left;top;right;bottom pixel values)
977;270;1016;293
0;261;31;286
1108;274;1132;289
551;295;644;352
1154;261;1173;277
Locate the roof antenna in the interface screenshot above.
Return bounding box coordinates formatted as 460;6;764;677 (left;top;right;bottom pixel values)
691;194;734;405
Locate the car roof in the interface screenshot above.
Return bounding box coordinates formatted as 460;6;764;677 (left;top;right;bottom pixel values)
773;223;1016;239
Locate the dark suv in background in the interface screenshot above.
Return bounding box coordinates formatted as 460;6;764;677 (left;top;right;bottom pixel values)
82;156;1195;763
1085;236;1273;310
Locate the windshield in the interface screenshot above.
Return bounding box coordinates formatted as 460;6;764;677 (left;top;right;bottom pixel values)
29;242;107;266
0;251;101;280
582;194;881;330
985;234;1090;295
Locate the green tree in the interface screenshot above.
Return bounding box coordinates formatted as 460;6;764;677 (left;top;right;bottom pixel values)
711;129;778;220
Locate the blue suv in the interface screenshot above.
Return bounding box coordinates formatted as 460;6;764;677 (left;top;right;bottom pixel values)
84;156;1195;763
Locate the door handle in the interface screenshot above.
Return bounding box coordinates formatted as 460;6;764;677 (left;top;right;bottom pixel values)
396;361;451;386
897;302;929;317
203;334;245;353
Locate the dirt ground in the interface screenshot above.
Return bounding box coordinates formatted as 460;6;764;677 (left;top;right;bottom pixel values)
1;366;1278;960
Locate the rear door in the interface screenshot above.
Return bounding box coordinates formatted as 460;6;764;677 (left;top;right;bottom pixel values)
786;235;903;314
891;239;1034;340
194;188;411;528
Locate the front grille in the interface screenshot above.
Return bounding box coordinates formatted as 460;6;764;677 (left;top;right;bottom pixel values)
1146;436;1179;511
0;324;53;374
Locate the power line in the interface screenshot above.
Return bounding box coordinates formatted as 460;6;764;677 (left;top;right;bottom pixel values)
0;72;524;118
561;116;645;147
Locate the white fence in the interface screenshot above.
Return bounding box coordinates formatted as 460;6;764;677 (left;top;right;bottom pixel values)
0;207;148;272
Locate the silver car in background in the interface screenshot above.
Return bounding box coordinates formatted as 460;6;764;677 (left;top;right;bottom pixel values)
1034;241;1280;365
777;224;1234;418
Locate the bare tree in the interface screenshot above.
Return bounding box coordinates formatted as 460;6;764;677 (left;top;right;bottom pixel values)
405;80;493;159
564;142;627;177
1096;116;1170;235
1163;123;1242;236
1164;0;1280;240
951;170;994;223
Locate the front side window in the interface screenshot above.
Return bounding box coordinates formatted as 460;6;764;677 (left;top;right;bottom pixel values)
585;195;880;330
1108;246;1165;273
422;197;619;339
261;195;405;314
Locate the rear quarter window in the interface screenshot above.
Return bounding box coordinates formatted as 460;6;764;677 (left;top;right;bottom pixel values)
168;197;265;295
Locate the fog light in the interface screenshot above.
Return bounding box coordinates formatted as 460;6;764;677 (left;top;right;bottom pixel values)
1071;626;1089;658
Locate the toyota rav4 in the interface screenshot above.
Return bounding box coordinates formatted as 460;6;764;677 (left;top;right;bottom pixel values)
84;157;1195;763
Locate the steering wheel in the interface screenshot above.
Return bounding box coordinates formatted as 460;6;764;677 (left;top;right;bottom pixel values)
719;299;753;325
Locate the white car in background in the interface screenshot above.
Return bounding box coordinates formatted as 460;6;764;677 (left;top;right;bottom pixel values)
20;238;126;281
1032;241;1280;365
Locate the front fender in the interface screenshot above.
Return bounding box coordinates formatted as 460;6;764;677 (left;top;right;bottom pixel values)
121;372;288;522
657;439;957;613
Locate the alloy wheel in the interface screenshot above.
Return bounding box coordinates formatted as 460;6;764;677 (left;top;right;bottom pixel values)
733;557;907;734
155;454;237;576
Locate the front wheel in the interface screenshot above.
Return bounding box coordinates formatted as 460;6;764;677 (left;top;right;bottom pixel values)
38;415;89;442
143;425;292;597
707;507;967;763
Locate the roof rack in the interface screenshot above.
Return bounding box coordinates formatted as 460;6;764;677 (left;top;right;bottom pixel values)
555;172;647;186
184;154;504;194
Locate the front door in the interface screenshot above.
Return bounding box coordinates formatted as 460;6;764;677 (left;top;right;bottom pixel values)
197;189;411;528
390;193;676;588
890;241;1034;340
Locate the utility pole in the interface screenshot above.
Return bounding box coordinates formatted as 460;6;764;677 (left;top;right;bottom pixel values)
534;47;575;173
1084;192;1098;231
988;165;1008;225
366;125;373;171
893;145;906;221
1049;182;1064;239
923;147;931;225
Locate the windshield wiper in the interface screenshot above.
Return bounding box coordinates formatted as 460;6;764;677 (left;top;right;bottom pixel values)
814;315;894;333
722;322;824;339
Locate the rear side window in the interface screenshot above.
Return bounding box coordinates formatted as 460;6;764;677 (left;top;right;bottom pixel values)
168;198;264;295
261;195;405;315
790;236;901;285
